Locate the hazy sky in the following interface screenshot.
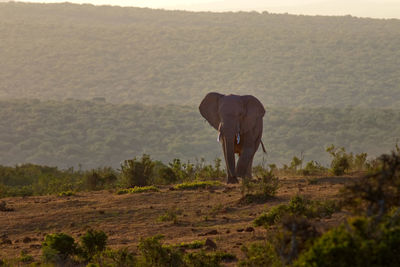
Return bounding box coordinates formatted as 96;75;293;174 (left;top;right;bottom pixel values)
8;0;400;19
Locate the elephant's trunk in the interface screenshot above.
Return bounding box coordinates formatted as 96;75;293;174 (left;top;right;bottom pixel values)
223;134;237;183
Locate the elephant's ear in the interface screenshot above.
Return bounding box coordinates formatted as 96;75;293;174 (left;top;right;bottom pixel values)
199;92;223;130
241;95;265;134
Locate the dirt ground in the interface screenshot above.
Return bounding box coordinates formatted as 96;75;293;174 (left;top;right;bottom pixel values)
0;175;355;264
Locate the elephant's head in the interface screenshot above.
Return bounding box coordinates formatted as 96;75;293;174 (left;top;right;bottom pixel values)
199;92;265;183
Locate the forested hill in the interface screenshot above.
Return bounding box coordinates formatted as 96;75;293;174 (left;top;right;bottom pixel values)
1;99;399;169
1;2;400;107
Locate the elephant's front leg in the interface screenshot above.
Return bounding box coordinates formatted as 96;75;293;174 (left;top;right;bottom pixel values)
236;147;255;178
222;139;239;184
245;157;254;178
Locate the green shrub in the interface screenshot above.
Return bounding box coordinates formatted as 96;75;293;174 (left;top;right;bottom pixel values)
120;154;155;187
240;166;279;204
254;196;339;227
239;242;282;267
137;235;185;267
173;181;222;190
42;233;77;262
80;229;107;261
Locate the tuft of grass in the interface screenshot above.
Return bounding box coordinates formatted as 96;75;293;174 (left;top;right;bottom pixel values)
116;185;159;195
157;209;179;224
58;191;75;197
173;181;222;190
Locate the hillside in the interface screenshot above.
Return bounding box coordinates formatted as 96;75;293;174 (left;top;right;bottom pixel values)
1;99;399;169
1;2;400;107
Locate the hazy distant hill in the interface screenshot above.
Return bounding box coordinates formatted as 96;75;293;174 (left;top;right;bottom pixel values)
1;99;399;169
1;2;400;107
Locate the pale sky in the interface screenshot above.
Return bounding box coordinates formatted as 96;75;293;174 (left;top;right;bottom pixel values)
7;0;400;19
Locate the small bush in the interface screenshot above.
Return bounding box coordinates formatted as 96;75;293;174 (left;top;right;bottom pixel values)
120;154;155;187
240;166;279;204
302;161;327;176
80;229;108;261
42;233;77;262
173;181;222;190
254;196;339;227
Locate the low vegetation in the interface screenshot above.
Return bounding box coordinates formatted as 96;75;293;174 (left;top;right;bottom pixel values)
116;185;159;195
173;181;222;190
2;146;400;266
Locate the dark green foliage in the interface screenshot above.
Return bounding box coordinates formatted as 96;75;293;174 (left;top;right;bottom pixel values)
239;242;282;267
158;166;179;184
137;235;185;267
120;154;155;187
80;229;108;261
294;215;400;267
42;233;77;262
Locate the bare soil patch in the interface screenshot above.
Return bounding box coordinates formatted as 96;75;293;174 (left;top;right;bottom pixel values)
0;175;355;263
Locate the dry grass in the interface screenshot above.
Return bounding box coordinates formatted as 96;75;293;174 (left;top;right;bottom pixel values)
0;175;356;264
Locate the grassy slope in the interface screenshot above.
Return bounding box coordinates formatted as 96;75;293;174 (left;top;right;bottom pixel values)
1;99;399;168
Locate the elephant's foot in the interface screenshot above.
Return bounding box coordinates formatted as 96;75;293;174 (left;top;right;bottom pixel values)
227;176;239;184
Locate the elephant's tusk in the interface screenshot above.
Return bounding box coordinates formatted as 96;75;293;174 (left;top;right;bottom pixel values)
217;132;221;142
236;133;240;144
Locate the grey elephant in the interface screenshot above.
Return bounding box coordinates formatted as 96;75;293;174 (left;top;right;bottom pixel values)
199;92;266;184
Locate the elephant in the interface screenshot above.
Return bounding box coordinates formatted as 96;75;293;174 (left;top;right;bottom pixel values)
199;92;266;184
